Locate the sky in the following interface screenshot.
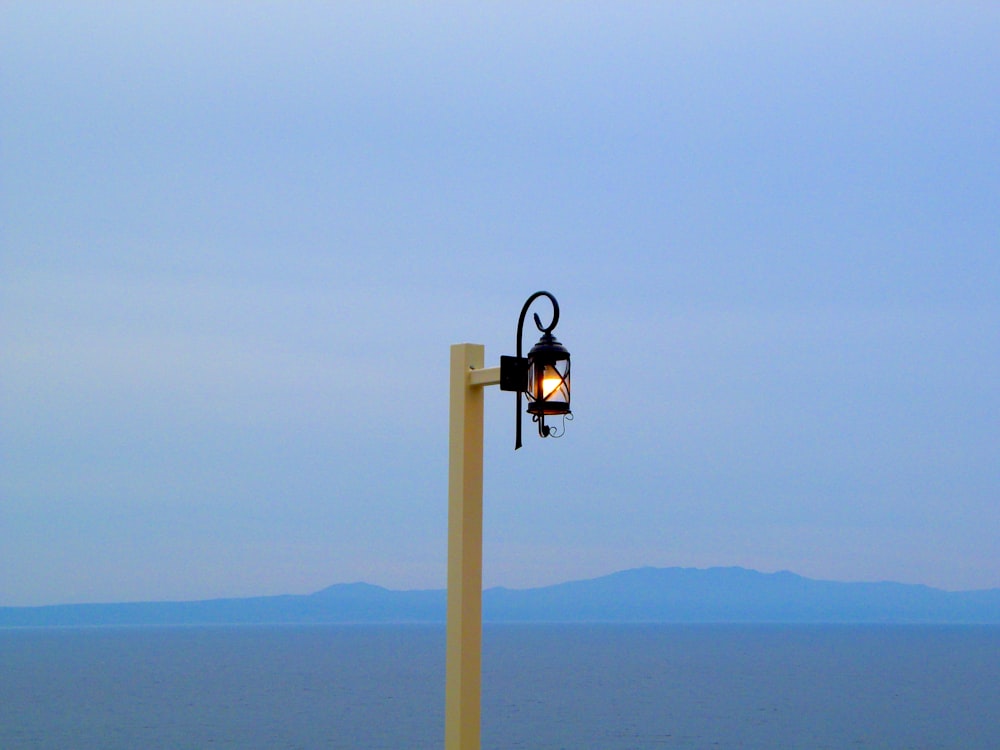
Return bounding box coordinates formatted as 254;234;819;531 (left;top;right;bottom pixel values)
2;3;998;606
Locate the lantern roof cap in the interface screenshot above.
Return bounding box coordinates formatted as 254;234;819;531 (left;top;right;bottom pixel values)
528;330;569;358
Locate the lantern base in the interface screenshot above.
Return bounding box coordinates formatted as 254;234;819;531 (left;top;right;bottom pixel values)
526;404;571;416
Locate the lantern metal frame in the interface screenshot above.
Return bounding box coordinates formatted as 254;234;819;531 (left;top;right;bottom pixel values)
499;291;572;449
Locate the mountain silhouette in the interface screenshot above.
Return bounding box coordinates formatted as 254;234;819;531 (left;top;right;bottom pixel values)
2;567;997;627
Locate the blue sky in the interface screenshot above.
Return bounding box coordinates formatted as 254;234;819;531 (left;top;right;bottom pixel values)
2;3;998;606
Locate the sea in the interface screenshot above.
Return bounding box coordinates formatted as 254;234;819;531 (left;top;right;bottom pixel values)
1;623;997;749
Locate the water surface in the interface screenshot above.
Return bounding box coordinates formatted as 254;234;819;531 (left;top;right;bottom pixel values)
1;624;996;749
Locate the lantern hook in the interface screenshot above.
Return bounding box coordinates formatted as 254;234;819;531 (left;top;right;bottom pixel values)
517;291;559;360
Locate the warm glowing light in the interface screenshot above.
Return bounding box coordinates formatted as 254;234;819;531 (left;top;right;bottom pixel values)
535;362;569;405
542;374;565;399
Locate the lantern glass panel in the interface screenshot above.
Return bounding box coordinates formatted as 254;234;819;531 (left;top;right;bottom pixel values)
527;358;570;414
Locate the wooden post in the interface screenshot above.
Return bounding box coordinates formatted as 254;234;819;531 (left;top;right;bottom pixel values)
444;344;499;750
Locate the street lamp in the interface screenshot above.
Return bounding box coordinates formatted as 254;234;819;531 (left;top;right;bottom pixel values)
445;291;572;750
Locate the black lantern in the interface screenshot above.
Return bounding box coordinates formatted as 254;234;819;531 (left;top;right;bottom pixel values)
500;291;572;449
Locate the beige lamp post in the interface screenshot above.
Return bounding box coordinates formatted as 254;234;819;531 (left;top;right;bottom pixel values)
445;291;572;750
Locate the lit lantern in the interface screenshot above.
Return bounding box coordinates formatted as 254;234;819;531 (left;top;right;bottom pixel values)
526;330;570;424
500;291;572;449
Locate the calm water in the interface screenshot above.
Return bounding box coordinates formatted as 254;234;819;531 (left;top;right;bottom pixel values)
1;624;997;749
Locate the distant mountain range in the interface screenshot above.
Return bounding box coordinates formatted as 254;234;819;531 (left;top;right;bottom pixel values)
2;567;998;627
